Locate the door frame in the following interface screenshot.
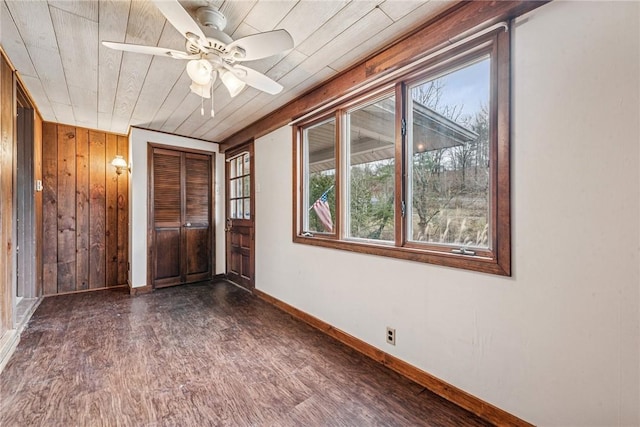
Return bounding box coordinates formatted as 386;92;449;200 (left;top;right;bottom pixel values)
147;143;216;290
225;141;255;290
14;81;40;304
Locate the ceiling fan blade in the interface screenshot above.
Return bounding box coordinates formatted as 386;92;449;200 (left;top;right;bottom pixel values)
101;41;196;59
230;65;283;95
226;29;294;62
152;0;208;46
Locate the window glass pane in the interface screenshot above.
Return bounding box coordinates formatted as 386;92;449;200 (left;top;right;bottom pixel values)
347;94;395;241
244;198;250;219
408;57;491;248
230;199;236;218
230;178;236;198
236;178;242;198
237;199;243;219
243;176;250;197
304;118;336;233
230;157;236;178
244;153;250;174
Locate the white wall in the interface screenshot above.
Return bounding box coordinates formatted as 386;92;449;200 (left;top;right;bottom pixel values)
128;128;225;288
254;2;639;425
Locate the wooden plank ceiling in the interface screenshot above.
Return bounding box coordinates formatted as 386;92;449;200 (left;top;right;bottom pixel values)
0;0;456;142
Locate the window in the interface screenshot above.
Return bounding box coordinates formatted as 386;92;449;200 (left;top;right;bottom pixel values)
407;57;491;250
346;94;395;242
304;117;336;234
294;30;510;276
229;151;251;220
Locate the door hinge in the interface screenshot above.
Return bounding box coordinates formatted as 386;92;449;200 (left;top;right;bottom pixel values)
401;118;406;136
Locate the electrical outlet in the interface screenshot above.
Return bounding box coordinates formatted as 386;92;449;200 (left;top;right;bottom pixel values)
386;327;396;345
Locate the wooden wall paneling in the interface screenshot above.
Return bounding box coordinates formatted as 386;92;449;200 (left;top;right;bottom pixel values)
40;123;128;295
129;25;185;127
97;0;129;130
42;123;58;296
244;1;296;32
116;135;128;286
49;6;99;129
0;56;14;334
88;130;106;289
56;125;77;293
110;0;164;134
221;1;546;150
34;113;43;296
148;72;191;130
105;133;118;286
48;0;99;23
4;1;73;121
75;128;90;291
0;1;38;79
219;1;256;36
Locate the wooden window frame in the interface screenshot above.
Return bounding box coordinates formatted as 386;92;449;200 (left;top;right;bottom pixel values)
293;29;511;276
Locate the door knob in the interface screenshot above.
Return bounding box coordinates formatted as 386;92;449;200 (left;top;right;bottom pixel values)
185;222;191;227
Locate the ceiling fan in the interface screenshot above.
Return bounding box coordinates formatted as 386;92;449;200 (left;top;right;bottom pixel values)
102;0;294;117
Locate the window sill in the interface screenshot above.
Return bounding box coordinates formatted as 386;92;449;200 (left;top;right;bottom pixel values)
293;234;510;276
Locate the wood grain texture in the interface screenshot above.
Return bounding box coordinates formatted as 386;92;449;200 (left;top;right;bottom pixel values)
116;135;128;286
56;125;76;293
89;131;106;289
151;147;213;288
97;0;130;130
105;133;118;286
1;281;491;426
221;1;546;151
254;288;534;427
42;123;58;296
225;144;255;290
41;123;128;295
0;55;14;335
49;5;98;129
4;0;72;110
34;112;43;297
76;128;90;291
110;0;164;134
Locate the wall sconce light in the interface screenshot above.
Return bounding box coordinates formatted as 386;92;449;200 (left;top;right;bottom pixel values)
111;155;128;175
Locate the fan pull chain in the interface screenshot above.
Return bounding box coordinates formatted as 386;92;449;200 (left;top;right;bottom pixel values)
211;81;215;117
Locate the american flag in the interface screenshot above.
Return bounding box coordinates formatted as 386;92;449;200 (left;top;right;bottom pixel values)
312;192;333;232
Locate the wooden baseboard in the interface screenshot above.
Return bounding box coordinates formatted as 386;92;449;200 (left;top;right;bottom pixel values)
129;284;153;296
254;289;533;427
213;274;226;281
44;285;128;297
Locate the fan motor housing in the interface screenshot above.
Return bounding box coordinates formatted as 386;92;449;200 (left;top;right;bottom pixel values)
196;7;226;31
186;7;233;55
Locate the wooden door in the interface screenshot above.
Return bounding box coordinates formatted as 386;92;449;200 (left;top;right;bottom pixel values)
150;147;213;288
225;143;254;290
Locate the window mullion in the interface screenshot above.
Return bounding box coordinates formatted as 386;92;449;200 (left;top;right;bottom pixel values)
394;83;406;248
334;111;343;240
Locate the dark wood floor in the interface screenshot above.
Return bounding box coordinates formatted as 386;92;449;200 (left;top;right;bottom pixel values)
1;281;490;426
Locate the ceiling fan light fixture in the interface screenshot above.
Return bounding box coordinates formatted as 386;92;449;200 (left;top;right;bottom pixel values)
219;69;246;98
189;80;212;99
186;59;213;85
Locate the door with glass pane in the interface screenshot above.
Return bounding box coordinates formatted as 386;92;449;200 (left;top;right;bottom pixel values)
225;143;254;289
